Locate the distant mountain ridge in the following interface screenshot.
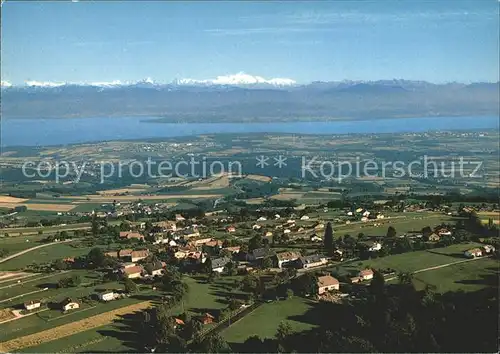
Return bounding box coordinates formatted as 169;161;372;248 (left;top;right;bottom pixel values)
2;78;498;121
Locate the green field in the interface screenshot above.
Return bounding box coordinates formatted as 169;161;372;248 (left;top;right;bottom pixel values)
339;242;484;275
17;323;131;353
7;275;248;352
0;235;51;254
70;203;108;213
0;243;92;271
335;213;458;237
2;223;92;237
412;257;498;293
221;297;317;344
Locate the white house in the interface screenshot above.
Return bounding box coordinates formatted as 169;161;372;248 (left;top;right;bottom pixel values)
368;242;382;252
359;269;374;281
168;240;177;247
211;257;230;273
275;214;281;220
283;229;291;234
287;219;295;224
151;268;165;276
24;300;41;311
300;215;310;220
482;245;495;254
62;299;80;312
310;235;322;242
252;224;262;230
98;291;115;302
257;216;267;222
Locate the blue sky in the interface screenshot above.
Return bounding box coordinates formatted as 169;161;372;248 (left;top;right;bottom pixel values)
2;0;499;84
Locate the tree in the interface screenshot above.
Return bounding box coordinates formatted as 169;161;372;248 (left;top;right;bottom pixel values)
248;234;263;251
228;297;242;311
242;335;265;353
224;261;236;276
53;259;68;270
296;273;318;296
240;244;249;254
70;274;82;286
91;215;99;236
286;288;294;299
241;274;259;293
195;334;231;353
398;272;414;286
124;278;139;293
369;269;385;296
262;256;273;269
276;321;293;351
203;257;213;274
171;281;189;302
386;226;397;238
324;222;335;256
87;247;105;268
421;226;432;238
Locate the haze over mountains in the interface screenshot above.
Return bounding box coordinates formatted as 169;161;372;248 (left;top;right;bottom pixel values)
1;73;498;122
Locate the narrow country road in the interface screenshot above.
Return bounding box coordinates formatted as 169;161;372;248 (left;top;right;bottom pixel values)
385;255;492;282
0;239;75;264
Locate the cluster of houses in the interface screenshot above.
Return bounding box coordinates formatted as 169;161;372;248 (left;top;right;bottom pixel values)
346;208;386;223
24;298;80;313
23;289;132;314
463;244;495;258
316;268;375;296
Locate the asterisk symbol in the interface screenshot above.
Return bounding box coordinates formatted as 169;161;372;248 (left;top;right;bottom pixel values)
256;155;269;168
274;155;287;168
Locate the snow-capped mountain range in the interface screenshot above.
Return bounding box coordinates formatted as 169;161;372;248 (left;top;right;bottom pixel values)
1;73;297;89
2;74;498;120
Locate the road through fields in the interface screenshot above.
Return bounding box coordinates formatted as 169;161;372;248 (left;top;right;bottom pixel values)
0;240;75;264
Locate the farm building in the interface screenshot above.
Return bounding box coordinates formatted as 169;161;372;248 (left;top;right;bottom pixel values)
247;247;276;261
223;246;241;254
211;257;231;273
98;291;115;302
121;265;144;279
428;233;440;242
297;254;328;269
62;298;80;312
130;250;149;262
118;249;133;258
200;313;215;325
317;275;340;294
359;269;374;281
464;248;483;258
481;245;495;254
119;231;145;241
24;300;41;311
275;251;301;268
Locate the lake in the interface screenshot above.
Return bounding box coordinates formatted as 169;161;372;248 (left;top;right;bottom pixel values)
2;116;498;147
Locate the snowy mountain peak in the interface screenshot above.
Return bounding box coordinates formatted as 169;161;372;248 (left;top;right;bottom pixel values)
25;80;66;87
173;72;296;87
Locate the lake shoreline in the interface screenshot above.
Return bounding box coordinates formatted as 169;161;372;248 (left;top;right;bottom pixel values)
2;116;498;148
